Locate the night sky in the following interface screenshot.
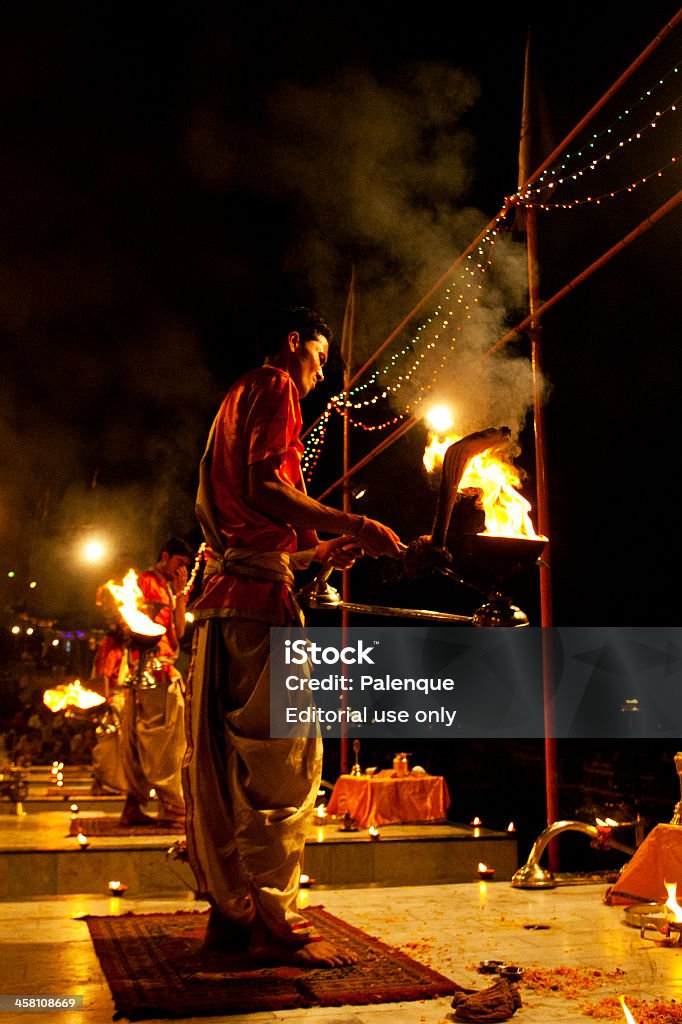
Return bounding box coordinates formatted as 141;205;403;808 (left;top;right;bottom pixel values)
1;3;680;628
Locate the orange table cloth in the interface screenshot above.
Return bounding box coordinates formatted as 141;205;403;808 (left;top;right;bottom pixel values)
326;772;450;828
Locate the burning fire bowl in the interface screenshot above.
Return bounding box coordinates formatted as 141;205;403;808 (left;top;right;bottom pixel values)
447;533;547;587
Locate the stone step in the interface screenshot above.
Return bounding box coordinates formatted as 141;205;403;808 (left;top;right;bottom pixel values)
0;813;517;899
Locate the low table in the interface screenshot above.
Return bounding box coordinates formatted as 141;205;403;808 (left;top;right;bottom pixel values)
326;771;450;828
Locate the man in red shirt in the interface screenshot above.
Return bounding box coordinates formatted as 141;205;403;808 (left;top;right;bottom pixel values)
119;537;194;826
184;306;403;967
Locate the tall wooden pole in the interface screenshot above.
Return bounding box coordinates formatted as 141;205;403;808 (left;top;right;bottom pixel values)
338;268;356;775
517;29;559;868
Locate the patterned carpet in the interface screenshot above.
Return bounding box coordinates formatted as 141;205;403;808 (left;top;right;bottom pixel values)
85;907;461;1019
69;816;184;837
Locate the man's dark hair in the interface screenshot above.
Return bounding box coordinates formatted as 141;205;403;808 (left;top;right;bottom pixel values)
159;537;194;561
256;305;332;358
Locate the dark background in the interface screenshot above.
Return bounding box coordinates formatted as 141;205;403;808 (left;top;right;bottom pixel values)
1;3;680;861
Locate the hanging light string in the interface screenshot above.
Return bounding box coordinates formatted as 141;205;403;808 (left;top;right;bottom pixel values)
518;154;679;210
514;96;680;208
514;60;680;199
302;216;513;482
305;65;682;482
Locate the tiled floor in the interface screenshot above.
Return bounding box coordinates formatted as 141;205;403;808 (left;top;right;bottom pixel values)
1;879;681;1023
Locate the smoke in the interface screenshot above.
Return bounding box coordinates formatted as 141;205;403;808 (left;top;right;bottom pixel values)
1;21;546;625
184;56;543;440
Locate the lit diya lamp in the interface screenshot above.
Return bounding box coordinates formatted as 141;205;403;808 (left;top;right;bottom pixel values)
77;832;90;849
478;862;495;880
507;821;516;833
368;825;381;841
471;816;482;838
299;874;315;888
107;880;128;895
315;803;328;820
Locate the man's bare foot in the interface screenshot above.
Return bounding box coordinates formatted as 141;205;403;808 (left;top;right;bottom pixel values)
119;809;157;826
119;796;156;826
248;938;359;968
202;908;250;953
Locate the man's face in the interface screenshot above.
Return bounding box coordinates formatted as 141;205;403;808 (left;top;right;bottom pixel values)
290;333;328;398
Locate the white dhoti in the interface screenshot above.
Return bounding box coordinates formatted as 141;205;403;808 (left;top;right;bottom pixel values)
182;617;322;944
91;688;127;794
120;668;186;818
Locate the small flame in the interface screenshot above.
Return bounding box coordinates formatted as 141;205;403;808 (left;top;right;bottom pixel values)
471;816;481;826
664;881;682;922
368;825;380;838
315;804;327;818
43;679;106;713
105;570;165;638
478;862;488;872
619;995;637;1023
77;832;89;848
507;821;515;832
423;430;541;539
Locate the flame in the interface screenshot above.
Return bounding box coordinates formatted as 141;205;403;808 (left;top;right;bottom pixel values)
105;569;165;638
423;430;541;539
618;995;637;1023
43;679;106;713
664;881;682;922
478;862;488;872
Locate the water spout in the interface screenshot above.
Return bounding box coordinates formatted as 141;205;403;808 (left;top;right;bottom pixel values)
511;819;636;889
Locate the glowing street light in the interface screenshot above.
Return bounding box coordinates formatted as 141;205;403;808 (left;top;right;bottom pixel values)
79;537;109;566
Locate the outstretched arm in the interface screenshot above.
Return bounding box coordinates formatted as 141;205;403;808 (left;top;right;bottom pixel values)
247;455;403;559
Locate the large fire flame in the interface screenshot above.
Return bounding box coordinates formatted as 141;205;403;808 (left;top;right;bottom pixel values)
43;679;106;713
423;430;541;539
104;569;165;638
664;880;682;922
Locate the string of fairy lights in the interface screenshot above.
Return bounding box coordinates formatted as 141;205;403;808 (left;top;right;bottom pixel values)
301;57;682;486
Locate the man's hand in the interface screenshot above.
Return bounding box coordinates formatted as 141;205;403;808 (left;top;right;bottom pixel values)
356;517;404;559
315;536;363;570
172;563;189;598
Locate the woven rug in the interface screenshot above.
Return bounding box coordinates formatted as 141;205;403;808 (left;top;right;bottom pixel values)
84;907;460;1019
69;816;184;837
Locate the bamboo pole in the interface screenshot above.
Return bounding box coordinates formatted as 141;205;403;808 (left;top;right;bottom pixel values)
517;28;560;869
339;269;356;775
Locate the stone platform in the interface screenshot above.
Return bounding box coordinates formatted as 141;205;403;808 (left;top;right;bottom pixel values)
0;767;518;899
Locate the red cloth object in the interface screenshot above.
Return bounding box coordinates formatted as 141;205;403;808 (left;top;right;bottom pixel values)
326;773;451;828
605;823;682;905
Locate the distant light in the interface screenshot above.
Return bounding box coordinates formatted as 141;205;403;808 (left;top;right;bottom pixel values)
29;581;37;589
7;571;15;578
26;627;34;636
11;626;21;635
81;538;109;565
51;639;60;647
424;404;454;434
